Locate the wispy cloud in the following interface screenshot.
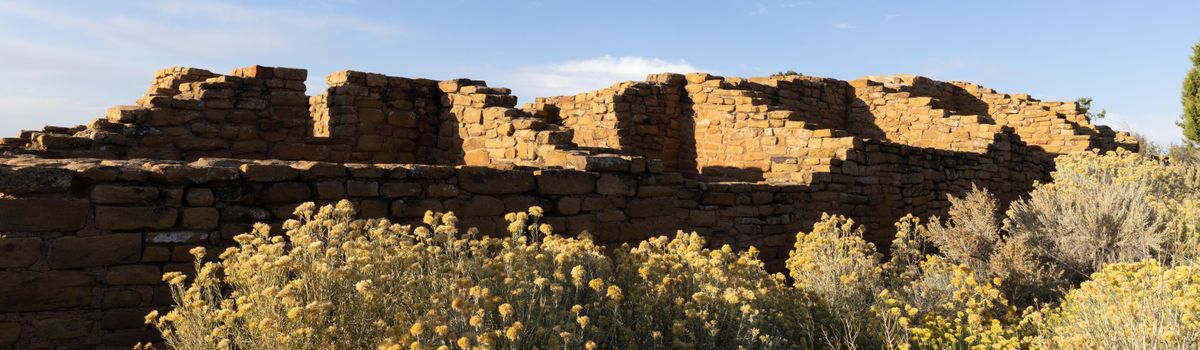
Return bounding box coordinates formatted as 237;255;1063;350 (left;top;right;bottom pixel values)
834;22;856;30
503;55;702;99
748;3;769;16
885;13;902;21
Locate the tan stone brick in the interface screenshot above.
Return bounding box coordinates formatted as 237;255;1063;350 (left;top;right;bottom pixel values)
96;206;178;231
556;197;582;215
315;180;345;199
0;198;88;232
381;182;422;198
0;322;19;345
48;233;141;269
347;180;380;197
182;207;219;230
240;163;298;181
626;198;675;218
91;185;159;204
142;246;171;262
33;318;92;339
444;196;505;217
106;265;161;285
101;289;144;308
100;307;154;330
262;182;312;203
388;199;442;218
535;170;596;195
0;237;44;268
458;167;535;195
185;188;214;206
596;173;636;196
0;271;95;312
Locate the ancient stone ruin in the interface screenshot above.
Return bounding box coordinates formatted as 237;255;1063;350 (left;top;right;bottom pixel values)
0;65;1135;348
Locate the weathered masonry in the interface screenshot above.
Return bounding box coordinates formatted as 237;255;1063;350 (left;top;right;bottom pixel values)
0;66;1135;349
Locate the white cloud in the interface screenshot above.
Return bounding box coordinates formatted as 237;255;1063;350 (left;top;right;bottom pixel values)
834;22;856;30
748;3;769;16
502;56;702;99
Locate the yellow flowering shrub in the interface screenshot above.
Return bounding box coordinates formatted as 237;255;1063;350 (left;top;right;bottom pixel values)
787;214;886;348
1027;260;1200;349
875;256;1023;350
144;201;621;349
614;231;821;349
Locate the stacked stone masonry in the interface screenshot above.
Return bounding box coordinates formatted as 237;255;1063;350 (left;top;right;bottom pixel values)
0;65;1135;349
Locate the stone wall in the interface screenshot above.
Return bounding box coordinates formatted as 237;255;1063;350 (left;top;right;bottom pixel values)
0;64;1139;349
526;73;688;171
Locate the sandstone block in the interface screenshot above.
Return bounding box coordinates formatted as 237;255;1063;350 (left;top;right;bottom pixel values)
444;196;505;217
458;167;535;194
263;182;312;203
689;211;717;227
106;105;146;123
142;246;171;262
381;182;422;197
221;206;270;222
535;170;596;195
596;173;636;196
347;180;380;197
48;233;141;269
557;197;582;215
0;271;95;312
182;207;219;230
315;180;346;199
101;289;144;308
0;198;88;232
0;322;18;345
359;199;388;219
626;198;676;218
296;161;347;179
0;237;43;268
185;188;215;206
0;166;73;194
91;185;159;204
426;184;460;198
240;163;298;181
33;318;92;339
347;164;386;178
101;307;155;330
96;206;178;231
106;265;161;285
390;199;444;218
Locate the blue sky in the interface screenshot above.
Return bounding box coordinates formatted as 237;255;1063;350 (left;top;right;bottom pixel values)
1;0;1196;147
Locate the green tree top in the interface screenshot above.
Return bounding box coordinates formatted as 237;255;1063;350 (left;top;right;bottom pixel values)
1183;41;1200;143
